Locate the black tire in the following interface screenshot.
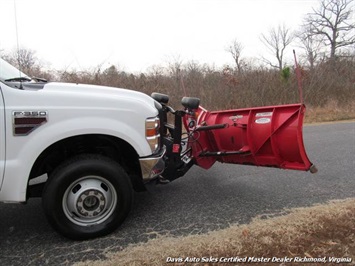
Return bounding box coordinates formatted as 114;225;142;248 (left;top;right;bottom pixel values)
42;154;133;240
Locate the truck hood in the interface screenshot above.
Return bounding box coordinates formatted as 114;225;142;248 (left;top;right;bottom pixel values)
39;82;158;114
44;82;153;103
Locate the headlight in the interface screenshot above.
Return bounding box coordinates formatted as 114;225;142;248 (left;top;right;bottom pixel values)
145;116;160;153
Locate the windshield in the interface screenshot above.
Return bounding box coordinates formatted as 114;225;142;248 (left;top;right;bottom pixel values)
0;58;29;81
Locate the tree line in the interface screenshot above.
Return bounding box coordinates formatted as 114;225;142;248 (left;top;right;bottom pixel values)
1;0;354;111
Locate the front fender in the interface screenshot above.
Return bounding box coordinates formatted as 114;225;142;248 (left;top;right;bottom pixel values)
1;116;151;202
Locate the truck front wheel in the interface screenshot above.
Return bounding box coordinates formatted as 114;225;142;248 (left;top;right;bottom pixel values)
42;154;133;240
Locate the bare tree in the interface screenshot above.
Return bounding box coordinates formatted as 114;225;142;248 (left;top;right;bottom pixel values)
227;39;244;73
166;55;183;79
166;55;186;96
260;24;295;70
297;25;325;69
304;0;355;61
15;48;37;73
3;48;39;75
2;48;55;80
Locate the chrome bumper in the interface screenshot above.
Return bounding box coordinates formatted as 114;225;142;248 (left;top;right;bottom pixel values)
139;146;166;182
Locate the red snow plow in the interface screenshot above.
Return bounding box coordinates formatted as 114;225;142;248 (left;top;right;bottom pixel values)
151;93;317;183
184;104;316;172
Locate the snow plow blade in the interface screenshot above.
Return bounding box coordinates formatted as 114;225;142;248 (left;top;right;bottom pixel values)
186;104;315;173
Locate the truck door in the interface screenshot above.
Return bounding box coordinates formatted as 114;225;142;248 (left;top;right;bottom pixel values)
186;104;315;172
0;86;5;189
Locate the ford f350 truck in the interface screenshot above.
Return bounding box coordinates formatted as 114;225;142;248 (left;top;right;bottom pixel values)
0;58;316;240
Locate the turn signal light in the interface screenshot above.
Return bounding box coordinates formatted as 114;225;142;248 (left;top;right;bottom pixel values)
145;117;160;153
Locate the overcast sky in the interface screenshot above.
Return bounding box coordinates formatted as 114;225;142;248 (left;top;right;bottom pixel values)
0;0;320;73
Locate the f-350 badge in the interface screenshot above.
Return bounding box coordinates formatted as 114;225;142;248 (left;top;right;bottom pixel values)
12;111;48;136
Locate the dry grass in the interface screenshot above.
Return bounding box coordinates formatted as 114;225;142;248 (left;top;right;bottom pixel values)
305;100;355;123
76;198;355;266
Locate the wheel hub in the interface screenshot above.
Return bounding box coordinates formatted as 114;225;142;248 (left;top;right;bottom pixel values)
77;190;106;217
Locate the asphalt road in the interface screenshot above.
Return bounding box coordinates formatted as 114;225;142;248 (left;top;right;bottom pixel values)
0;121;354;266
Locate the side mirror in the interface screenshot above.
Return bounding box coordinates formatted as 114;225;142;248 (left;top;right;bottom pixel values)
151;92;169;104
181;97;200;110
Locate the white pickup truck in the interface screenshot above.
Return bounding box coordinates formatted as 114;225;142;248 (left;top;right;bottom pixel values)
0;58;316;240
